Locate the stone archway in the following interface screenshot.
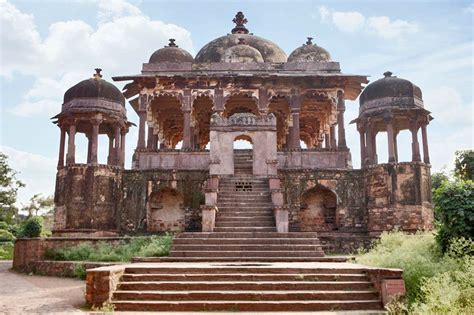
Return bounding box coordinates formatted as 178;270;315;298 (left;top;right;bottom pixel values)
209;113;277;176
147;188;185;232
300;185;338;231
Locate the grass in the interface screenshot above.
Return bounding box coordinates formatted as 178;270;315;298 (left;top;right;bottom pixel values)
44;234;173;262
356;231;473;314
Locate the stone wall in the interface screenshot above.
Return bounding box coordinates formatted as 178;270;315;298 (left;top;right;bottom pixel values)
121;169;207;233
280;162;433;238
13;237;124;272
53;165;123;234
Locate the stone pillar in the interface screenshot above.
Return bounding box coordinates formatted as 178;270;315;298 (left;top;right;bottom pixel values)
258;87;269;115
372;131;378;164
137;111;146;149
120;129;126;167
90;119;100;165
386;118;396;162
337;90;347;149
66;124;76;165
182;110;192;149
113;126;121;166
365;127;373;165
57;126;66;168
86;134;92;164
358;126;366;167
107;133;114;165
410;120;421;162
213;88;224;113
421;124;430;164
290;110;301;149
324;132;330;148
146;126;154;149
330;125;337;148
394;131;399;162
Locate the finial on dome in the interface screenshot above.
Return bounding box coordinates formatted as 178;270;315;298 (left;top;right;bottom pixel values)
306;37;313;45
167;38;177;47
93;68;102;79
383;71;393;78
231;11;249;34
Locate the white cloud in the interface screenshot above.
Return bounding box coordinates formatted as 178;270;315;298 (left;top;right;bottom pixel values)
317;5;418;39
367;16;418;39
2;0;194;117
464;3;474;14
0;146;56;206
424;86;473;125
332;11;365;33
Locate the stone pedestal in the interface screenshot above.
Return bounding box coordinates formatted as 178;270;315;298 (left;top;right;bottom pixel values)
201;205;217;232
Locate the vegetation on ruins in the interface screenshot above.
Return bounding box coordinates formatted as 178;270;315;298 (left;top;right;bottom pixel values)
44;234;173;262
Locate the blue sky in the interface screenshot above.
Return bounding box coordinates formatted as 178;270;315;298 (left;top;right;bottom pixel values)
1;0;473;205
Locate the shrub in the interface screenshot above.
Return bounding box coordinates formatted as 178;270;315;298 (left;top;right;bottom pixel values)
0;229;15;242
0;221;8;231
20;216;43;238
433;179;474;252
45;234;173;262
0;242;14;260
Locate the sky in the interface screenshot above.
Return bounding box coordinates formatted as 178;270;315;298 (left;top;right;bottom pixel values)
0;0;473;206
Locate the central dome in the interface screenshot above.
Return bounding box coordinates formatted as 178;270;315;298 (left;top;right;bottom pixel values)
195;12;287;63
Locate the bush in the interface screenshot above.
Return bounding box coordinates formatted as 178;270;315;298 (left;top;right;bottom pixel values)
20;216;44;238
45;234;173;262
433;179;474;252
357;231;473;313
0;242;14;260
0;229;15;242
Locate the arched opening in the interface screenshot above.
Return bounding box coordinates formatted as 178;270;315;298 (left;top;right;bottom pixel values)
192;95;213;149
396;129;412;162
233;134;254;175
300;185;338;231
223;93;258;118
147;188;185;232
150;95;183;149
268;95;290;149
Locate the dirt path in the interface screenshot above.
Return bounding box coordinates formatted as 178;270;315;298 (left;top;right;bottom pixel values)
0;260;85;314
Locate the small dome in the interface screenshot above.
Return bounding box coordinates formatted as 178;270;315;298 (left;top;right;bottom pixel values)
149;39;194;63
195;12;287;63
288;37;331;62
221;38;264;63
359;71;424;114
63;69;125;106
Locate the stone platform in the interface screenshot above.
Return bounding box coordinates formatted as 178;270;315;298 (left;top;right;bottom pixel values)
86;261;404;312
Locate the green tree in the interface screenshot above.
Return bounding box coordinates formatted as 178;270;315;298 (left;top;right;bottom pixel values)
433;179;474;252
431;170;449;191
20;216;43;238
454;150;474;181
22;194;54;217
0;153;24;224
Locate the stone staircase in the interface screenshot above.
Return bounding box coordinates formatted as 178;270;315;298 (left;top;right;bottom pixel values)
111;263;383;312
111;150;384;312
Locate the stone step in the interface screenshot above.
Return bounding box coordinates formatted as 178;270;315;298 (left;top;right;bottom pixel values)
132;256;349;263
216;216;275;222
217;202;273;206
214;221;275;228
213;227;277;232
171;245;322;252
120;273;369;283
173;238;321;245
176;232;321;238
217;192;271;195
117;281;372;291
112;300;383;312
169;250;324;258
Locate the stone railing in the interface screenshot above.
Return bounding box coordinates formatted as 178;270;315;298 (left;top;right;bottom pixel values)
210;113;276;131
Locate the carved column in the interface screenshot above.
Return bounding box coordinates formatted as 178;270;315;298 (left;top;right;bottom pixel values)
90;118;101;165
114;125;121;165
289;91;301;149
86;134;92;164
137;111;146;149
181;89;193;149
324;132;330;148
330;125;337;148
107;133;114;165
57;125;66;168
372;131;378;164
394;130;399;162
386;117;396;162
258;87;269;115
337;90;347;149
421;123;430;164
146;125;154;149
66;124;76;165
213;88;224;114
365;126;373;165
410;119;421;162
120;129;126;167
358;124;366;167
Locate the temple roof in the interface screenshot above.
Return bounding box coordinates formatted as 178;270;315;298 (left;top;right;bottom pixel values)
288;37;331;62
149;39;194;63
